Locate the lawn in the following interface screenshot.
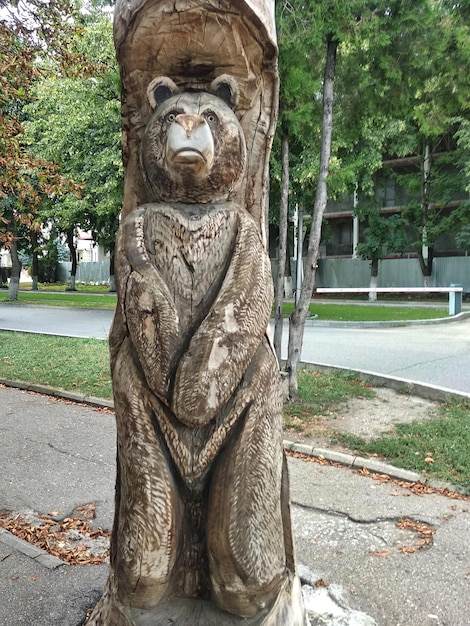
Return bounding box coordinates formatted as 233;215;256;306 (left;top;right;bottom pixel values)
0;286;450;320
282;300;449;322
0;331;112;399
286;369;470;494
0;288;117;310
334;401;470;493
1;330;469;492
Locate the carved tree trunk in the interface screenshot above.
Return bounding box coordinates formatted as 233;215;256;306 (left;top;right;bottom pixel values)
85;2;307;625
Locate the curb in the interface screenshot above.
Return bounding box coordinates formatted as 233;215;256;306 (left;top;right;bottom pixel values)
0;527;63;570
303;310;470;328
293;361;470;403
0;378;114;410
1;375;467;494
284;440;423;483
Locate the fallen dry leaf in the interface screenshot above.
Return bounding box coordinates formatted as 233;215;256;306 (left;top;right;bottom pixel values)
285;451;470;501
370;550;391;558
396;517;435;553
0;510;110;565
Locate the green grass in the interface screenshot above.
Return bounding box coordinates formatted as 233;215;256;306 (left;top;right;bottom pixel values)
1;286;449;319
334;401;470;494
284;370;375;433
282;301;448;322
0;289;117;309
18;282;111;293
1;329;469;492
0;331;112;399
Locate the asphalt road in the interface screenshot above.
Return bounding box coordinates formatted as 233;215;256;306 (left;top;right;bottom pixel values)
1;303;469;394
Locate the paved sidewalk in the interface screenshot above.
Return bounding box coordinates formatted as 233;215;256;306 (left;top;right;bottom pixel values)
1;385;469;626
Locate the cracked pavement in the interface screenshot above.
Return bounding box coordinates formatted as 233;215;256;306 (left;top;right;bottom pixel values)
1;385;469;626
289;457;470;626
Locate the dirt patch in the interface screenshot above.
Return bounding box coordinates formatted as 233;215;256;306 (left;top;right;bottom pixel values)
286;387;440;449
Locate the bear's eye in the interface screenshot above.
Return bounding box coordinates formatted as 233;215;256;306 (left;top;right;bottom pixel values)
205;112;217;125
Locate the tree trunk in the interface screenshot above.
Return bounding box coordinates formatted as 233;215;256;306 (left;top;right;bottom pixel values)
418;142;433;286
8;241;22;301
66;229;77;291
274;132;289;363
286;33;338;399
368;257;379;301
417;246;433;287
31;229;39;290
108;246;116;292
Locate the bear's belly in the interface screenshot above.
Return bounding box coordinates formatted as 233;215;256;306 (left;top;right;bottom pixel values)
142;203;238;334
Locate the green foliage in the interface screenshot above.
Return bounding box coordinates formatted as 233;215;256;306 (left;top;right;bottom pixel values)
0;0;92;246
22;11;122;253
35;237;61;283
272;0;470;273
354;196;408;266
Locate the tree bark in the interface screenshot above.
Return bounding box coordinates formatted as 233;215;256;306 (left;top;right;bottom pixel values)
85;2;306;624
368;257;379;301
418;142;433;285
31;229;39;290
286;33;338;398
8;241;21;301
274;131;289;363
66;228;77;291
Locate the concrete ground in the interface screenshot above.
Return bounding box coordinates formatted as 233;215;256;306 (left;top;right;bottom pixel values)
1;384;469;626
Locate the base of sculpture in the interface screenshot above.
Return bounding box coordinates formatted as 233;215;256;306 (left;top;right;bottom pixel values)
87;573;307;626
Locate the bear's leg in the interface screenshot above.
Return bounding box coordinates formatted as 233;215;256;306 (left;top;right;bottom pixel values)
111;337;182;609
206;345;287;618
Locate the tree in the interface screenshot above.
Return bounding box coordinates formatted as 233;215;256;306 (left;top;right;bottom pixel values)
286;32;338;398
271;0;324;366
354;196;408;298
23;11;122;291
273;132;289;363
354;1;470;285
0;0;88;298
273;1;470;393
276;0;376;398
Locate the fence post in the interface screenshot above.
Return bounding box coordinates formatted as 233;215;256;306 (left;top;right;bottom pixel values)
449;284;463;315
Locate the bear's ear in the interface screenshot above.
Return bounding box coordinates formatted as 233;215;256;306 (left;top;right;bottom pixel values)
147;76;179;110
210;74;240;110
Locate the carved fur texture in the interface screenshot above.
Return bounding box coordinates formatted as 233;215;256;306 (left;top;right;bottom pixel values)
86;82;307;625
141;87;246;204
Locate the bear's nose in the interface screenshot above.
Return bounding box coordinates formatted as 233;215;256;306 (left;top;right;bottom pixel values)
175;114;205;138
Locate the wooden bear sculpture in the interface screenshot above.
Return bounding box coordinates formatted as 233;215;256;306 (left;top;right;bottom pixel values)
85;77;307;625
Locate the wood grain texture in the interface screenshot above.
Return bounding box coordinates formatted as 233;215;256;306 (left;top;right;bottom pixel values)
113;0;278;245
85;1;307;624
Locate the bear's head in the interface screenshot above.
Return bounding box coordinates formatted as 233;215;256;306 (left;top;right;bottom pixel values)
141;75;246;204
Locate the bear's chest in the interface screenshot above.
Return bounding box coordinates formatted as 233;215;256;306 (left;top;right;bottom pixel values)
142;203;238;330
